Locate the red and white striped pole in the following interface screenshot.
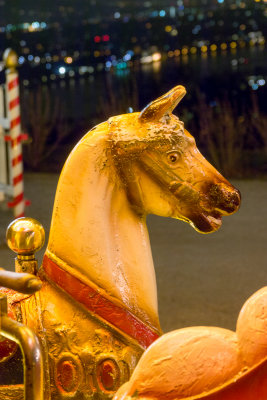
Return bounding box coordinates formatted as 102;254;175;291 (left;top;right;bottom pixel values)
3;49;25;218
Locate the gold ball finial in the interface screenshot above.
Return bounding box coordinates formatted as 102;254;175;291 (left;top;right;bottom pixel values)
3;48;18;70
6;217;45;258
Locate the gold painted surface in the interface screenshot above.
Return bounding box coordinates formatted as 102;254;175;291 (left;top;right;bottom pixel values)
0;385;23;400
20;280;143;400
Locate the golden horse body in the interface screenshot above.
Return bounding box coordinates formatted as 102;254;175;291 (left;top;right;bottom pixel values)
0;85;266;400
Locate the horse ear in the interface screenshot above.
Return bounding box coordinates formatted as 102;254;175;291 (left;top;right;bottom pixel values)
139;85;186;122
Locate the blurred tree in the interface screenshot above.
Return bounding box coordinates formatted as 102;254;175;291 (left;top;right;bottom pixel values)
21;85;72;170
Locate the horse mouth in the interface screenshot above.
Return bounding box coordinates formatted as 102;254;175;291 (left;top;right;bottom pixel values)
190;211;222;234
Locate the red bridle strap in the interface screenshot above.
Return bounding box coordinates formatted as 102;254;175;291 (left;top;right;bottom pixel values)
42;255;160;349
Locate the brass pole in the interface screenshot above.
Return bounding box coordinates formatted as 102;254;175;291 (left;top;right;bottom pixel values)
0;295;44;400
0;269;42;294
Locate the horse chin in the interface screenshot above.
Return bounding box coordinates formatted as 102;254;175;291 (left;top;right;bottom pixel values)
189;212;223;234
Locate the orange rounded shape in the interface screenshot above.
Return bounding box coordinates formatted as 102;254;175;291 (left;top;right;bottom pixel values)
126;327;241;399
237;286;267;367
56;358;79;393
97;359;120;392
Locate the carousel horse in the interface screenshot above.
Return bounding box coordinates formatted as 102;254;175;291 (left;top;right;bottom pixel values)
0;85;263;400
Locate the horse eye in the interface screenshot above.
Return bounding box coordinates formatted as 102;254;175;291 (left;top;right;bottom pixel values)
167;152;180;165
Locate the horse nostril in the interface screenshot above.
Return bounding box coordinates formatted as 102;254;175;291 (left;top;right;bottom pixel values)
210;183;241;214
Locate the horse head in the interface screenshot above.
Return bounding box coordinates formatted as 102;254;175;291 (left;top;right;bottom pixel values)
110;85;240;233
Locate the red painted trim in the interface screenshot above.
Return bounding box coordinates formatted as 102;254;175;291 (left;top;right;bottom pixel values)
42;255;160;349
10;115;21;129
9;96;20;110
12;153;22;166
5;133;28;146
13;173;23;185
8;76;19;91
8;193;23;208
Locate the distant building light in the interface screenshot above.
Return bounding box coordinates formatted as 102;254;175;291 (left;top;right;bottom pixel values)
252;83;259;90
221;43;227;50
18;56;25;64
128;107;134;113
28;54;34;61
141;55;152;64
159;10;166;17
42;76;48;83
40;22;47;29
217;0;224;3
94;35;101;43
152;52;161;62
20;40;26;47
32;22;40;29
106;61;112;68
123;54;131;61
258;79;266;86
46;63;52;70
165;25;172;33
69;70;75;77
170;6;176;17
59;66;66;74
114;12;120;19
64;56;73;64
50;74;56;80
34;56;41;64
23;79;29;86
102;34;110;42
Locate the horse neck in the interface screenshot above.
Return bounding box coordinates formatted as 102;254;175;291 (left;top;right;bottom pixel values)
45;123;161;333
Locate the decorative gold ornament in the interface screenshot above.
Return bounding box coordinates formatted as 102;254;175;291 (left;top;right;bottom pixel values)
6;217;45;258
6;217;45;275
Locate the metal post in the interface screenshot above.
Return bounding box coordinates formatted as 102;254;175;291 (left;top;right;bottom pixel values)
3;48;25;217
0;85;7;201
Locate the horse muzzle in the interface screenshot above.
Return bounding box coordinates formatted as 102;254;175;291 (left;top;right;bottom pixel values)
209;183;241;215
